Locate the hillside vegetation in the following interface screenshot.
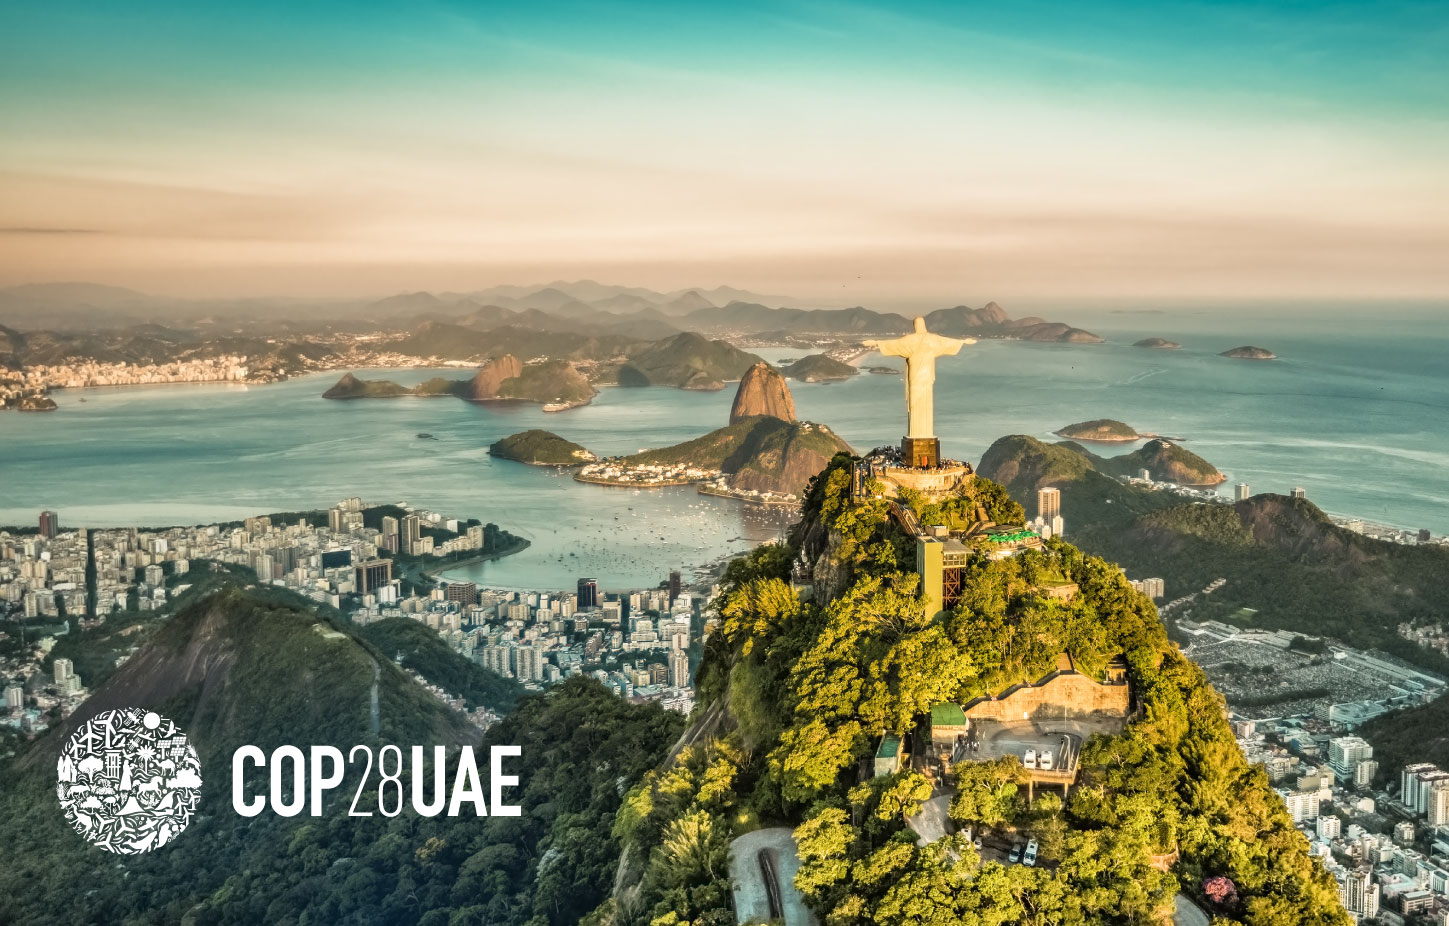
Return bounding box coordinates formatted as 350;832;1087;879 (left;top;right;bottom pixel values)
489;429;596;465
601;455;1346;926
979;434;1449;664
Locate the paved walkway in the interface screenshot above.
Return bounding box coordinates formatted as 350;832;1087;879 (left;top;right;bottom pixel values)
729;827;817;926
1174;894;1210;926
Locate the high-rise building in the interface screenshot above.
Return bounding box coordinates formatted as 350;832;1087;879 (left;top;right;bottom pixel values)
382;515;399;551
3;684;23;712
1235;483;1250;502
670;651;690;688
1291;486;1307;500
1329;736;1373;779
1340;866;1378;918
668;570;682;604
354;558;393;596
328;506;345;533
1316;816;1341;841
515;646;544;683
401;514;422;555
445;582;478;607
577;577;599;609
38;510;58;539
53;658;73;685
1354;759;1379;789
1037;487;1061;522
1429;778;1449;827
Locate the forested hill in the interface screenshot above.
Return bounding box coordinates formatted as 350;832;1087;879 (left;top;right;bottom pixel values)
978;434;1449;664
599;453;1347;925
0;583;682;925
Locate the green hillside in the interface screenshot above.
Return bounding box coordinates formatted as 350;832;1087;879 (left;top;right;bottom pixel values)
601;455;1346;925
624;415;853;495
617;332;762;389
0;581;682;926
489;429;596;465
979;434;1449;663
781;353;857;382
358;617;524;711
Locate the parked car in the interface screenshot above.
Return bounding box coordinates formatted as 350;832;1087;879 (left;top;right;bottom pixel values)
1024;839;1039;867
1008;844;1023;864
1024;749;1037;768
1038;750;1054;770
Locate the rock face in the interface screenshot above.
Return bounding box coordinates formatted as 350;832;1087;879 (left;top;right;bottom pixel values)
464;354;523;399
1221;345;1276;360
729;361;796;424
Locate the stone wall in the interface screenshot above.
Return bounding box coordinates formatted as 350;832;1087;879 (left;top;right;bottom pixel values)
963;670;1130;723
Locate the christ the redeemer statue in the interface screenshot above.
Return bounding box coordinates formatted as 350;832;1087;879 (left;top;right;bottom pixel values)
864;317;974;444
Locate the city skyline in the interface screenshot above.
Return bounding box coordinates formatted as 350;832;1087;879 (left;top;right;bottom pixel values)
2;1;1448;304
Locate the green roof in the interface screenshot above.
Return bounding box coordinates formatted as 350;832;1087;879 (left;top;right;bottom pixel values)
876;734;901;759
930;702;967;726
985;527;1039;544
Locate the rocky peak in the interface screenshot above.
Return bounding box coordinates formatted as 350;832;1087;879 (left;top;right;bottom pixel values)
465;353;523;399
728;361;796;424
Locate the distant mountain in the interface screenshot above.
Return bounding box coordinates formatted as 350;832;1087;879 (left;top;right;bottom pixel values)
1102;438;1224;486
617;331;762;390
979;433;1223;490
729;361;796;423
1134;337;1182;349
366;291;449;314
494;359;596;407
780;353;857;382
662;289;715;313
0;281;150;309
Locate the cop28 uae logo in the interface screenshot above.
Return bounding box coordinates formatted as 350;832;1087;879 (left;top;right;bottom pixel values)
56;708;202;854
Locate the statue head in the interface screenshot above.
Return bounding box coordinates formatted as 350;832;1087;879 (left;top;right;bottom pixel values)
912;316;927;333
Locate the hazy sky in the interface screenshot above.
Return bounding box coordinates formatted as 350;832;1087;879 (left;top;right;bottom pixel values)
2;0;1447;307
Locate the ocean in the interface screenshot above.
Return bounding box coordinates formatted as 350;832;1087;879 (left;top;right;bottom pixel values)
2;305;1444;591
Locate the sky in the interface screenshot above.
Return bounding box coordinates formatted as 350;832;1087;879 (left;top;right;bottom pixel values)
1;0;1447;308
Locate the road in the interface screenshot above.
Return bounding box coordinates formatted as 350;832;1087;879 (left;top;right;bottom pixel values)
728;828;817;926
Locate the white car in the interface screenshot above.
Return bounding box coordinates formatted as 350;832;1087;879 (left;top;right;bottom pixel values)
1024;748;1037;767
1008;844;1023;864
1038;750;1054;770
1023;839;1038;866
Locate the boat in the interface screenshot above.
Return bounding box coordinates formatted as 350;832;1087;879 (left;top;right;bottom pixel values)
541;402;571;412
416;432;437;440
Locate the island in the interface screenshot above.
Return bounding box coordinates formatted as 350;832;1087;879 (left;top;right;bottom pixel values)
1221;345;1277;360
1133;337;1182;349
780;353;857;382
1054;418;1141;442
321;354;597;409
488;429;597;466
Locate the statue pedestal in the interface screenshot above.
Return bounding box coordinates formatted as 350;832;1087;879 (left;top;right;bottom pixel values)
901;436;940;469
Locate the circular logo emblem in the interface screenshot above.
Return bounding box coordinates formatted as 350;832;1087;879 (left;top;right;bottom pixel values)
56;708;202;854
